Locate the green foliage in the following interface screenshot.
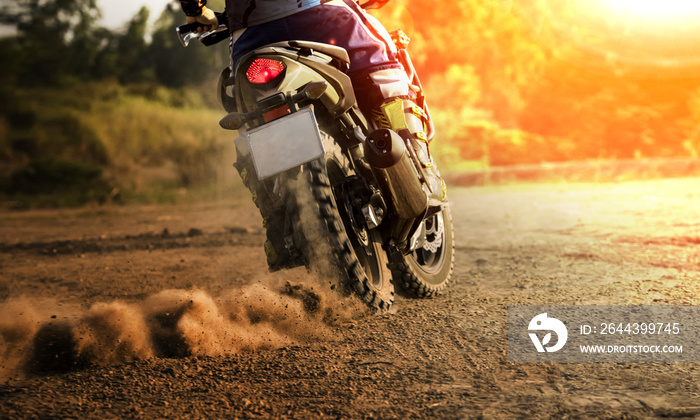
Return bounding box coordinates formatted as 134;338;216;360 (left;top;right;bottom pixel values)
149;4;230;88
0;0;102;85
8;156;103;194
0;0;240;207
116;6;154;83
0;0;228;88
0;82;239;207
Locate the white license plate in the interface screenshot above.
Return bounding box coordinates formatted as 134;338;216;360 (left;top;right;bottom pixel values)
246;107;325;180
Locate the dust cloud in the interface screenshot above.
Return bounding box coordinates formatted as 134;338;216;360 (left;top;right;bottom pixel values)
0;276;365;382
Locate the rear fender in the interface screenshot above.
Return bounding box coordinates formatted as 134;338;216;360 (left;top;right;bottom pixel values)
235;42;356;118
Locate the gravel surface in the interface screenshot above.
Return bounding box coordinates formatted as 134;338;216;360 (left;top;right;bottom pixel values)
2;178;700;418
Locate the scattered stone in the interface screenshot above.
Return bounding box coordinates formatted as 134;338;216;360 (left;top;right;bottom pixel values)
187;228;203;237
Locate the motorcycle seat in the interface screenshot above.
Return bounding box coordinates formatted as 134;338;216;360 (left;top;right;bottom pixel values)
278;40;351;72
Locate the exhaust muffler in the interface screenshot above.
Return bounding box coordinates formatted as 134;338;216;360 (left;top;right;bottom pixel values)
364;128;428;221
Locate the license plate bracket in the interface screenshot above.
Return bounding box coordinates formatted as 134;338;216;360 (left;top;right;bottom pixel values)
246;107;325;180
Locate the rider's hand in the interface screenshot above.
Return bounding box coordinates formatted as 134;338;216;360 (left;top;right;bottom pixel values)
186;7;218;33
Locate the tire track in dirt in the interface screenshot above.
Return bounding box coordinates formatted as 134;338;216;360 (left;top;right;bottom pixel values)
0;227;263;256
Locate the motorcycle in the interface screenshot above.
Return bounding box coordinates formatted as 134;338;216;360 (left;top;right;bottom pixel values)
177;6;454;310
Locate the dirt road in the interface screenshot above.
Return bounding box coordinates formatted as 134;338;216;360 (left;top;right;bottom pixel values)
2;177;700;418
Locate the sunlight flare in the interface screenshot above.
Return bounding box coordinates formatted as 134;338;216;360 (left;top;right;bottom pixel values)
599;0;700;21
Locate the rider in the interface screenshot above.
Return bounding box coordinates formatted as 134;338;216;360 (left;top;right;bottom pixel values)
179;0;446;203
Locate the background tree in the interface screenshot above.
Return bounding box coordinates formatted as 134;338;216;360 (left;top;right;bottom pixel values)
0;0;101;85
149;1;229;88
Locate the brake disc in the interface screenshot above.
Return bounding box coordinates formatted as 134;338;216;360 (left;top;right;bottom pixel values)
422;214;444;253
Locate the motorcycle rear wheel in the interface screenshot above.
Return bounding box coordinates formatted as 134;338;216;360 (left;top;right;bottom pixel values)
390;205;455;298
289;133;395;311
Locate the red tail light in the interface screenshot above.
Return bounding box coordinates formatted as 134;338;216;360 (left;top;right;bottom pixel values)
246;59;285;84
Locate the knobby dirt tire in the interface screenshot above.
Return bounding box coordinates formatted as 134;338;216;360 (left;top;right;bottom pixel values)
289;133;395;311
390;205;455;298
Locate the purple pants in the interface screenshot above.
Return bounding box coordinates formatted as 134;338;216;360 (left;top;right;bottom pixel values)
230;0;407;111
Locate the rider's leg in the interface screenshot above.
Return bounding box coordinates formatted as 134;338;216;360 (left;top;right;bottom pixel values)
355;69;447;203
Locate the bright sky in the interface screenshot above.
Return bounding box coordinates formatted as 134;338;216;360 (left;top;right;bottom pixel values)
97;0;175;29
599;0;700;21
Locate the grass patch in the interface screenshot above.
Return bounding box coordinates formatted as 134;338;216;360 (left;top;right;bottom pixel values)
1;82;243;208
